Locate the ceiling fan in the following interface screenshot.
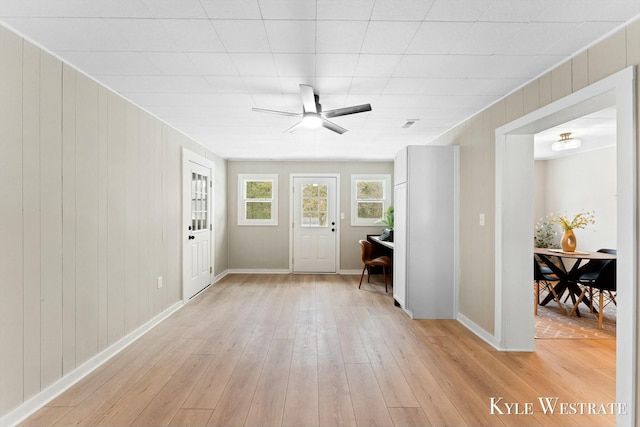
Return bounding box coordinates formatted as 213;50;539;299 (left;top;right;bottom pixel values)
252;84;372;134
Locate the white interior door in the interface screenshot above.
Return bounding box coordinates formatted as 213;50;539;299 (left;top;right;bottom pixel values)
182;151;213;301
292;176;337;273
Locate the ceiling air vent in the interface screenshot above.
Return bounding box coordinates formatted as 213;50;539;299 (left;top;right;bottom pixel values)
402;119;418;128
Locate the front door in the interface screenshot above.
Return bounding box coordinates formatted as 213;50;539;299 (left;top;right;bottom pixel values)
182;151;213;301
292;176;337;273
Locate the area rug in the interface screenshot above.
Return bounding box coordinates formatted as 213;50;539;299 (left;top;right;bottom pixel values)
535;290;616;339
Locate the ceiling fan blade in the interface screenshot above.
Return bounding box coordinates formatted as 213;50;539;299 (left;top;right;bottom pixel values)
284;121;305;134
321;103;372;119
321;118;347;135
252;107;301;117
299;84;318;114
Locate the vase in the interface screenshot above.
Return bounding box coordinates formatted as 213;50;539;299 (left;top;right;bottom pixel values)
561;229;576;252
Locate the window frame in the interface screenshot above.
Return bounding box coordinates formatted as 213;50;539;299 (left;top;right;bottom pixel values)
238;173;278;226
350;174;392;226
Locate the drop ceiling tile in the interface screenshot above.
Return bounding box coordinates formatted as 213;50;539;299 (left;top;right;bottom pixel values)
273;54;316;76
545;22;623;55
348;77;389;94
424;0;494;21
230;53;278;76
353;54;402;77
316;20;369;53
535;0;640;22
407;22;473;54
161;19;225;52
143;52;201;75
251;93;289;109
394;54;490;78
57;51;160;76
0;0;151;18
258;0;316;19
186;53;238;76
478;0;552;22
203;76;250;93
141;0;209;18
213;20;270;52
450;22;526;55
316;54;359;76
316;0;375;20
370;0;434;21
361;21;421;54
199;0;262;19
500;22;580;55
264;20;316;53
117;19;178;51
99;75;214;93
242;76;283;93
315;77;354;94
1;17;130;51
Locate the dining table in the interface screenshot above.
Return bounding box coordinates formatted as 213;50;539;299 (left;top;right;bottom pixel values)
534;247;617;316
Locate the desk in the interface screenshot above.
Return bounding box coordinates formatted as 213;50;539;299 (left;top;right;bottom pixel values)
534;248;616;315
367;235;394;276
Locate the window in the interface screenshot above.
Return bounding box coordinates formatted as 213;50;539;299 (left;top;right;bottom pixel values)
238;174;278;226
351;174;391;226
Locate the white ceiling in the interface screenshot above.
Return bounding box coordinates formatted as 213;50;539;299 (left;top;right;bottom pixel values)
1;1;638;160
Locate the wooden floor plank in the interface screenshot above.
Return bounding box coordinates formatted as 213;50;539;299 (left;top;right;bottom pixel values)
344;363;394;427
20;274;616;427
167;409;213;427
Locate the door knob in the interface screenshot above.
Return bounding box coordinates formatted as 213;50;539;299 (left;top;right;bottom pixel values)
188;235;195;240
331;228;335;232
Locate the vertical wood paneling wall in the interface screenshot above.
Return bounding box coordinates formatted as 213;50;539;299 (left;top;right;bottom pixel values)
430;20;640;335
0;25;227;418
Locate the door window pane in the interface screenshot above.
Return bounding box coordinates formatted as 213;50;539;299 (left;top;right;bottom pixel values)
301;183;328;227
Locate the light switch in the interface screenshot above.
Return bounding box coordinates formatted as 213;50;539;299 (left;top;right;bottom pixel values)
340;212;345;220
479;213;485;226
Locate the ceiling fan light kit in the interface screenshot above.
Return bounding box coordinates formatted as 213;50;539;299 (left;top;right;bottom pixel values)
252;84;371;135
551;132;581;151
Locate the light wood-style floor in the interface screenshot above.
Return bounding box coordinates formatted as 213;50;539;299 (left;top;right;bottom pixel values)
22;274;616;427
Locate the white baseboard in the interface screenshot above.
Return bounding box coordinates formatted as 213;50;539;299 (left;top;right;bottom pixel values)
213;269;229;283
457;312;501;350
226;269;291;274
338;269;362;275
1;301;183;427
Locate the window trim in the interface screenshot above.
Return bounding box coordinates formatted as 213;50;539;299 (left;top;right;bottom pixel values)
238;173;278;226
350;174;391;226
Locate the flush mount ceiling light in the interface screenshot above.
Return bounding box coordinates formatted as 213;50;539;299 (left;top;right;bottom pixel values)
551;132;581;151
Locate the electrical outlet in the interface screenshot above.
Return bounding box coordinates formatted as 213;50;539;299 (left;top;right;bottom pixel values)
157;276;163;289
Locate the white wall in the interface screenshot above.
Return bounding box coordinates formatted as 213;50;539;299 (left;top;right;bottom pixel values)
0;25;227;419
535;146;617;251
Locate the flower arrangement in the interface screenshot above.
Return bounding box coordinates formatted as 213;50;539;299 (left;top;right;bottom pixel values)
534;214;558;248
550;210;595;230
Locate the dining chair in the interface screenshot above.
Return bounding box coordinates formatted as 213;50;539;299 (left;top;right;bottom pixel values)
575;248;617;313
534;255;565;315
358;240;392;292
571;257;616;329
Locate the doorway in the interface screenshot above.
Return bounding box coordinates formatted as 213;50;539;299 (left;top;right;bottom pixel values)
495;67;636;425
182;148;214;302
290;174;339;273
